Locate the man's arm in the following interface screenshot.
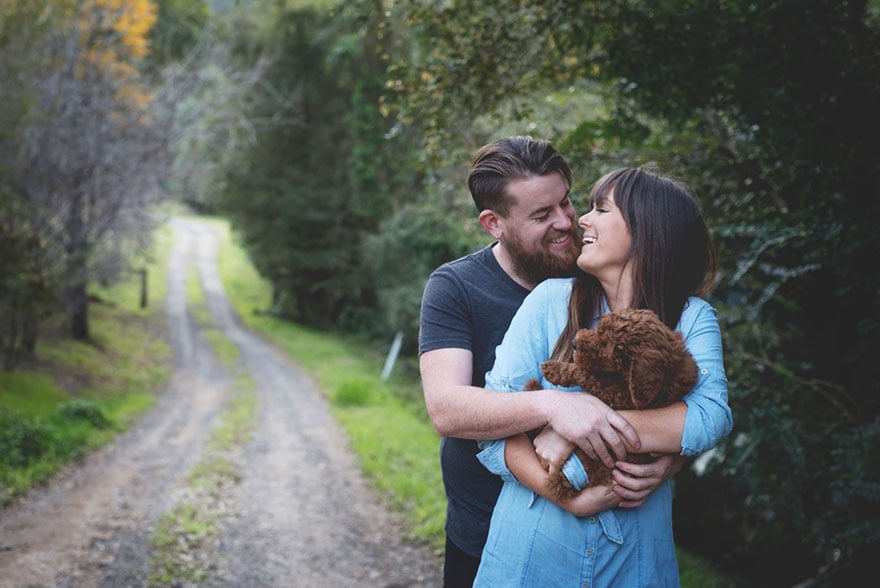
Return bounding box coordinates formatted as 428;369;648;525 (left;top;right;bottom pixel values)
420;347;641;467
532;403;688;460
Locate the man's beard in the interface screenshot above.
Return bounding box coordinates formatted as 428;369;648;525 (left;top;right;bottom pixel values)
506;226;581;286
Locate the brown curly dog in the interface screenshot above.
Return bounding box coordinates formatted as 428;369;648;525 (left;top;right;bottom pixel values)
525;308;698;499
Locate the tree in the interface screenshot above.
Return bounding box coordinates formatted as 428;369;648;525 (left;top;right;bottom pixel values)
216;2;423;334
0;0;169;353
387;0;880;583
147;0;209;67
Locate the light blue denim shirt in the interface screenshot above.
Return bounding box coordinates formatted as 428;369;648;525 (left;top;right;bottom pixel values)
475;278;732;587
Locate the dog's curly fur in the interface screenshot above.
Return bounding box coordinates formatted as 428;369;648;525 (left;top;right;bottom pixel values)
526;308;699;499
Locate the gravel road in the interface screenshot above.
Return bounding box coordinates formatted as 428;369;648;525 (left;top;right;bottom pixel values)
0;218;443;587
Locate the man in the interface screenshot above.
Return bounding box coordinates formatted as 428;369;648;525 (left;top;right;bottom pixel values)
419;136;681;586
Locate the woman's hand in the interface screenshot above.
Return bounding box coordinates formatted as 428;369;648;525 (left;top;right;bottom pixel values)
559;483;622;517
612;454;686;508
532;426;576;473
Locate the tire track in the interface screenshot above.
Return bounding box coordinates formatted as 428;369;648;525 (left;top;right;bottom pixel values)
188;219;441;586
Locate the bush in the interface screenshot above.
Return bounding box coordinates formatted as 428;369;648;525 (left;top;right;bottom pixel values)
0;412;52;467
58;398;113;429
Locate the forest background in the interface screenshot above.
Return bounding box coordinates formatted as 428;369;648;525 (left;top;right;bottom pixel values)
1;1;878;586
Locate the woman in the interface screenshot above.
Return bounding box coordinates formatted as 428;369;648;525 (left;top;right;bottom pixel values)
474;168;733;587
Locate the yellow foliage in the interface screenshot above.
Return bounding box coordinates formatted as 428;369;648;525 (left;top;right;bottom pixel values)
93;0;157;59
69;0;157;112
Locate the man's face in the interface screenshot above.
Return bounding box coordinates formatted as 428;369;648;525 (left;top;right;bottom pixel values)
499;174;581;285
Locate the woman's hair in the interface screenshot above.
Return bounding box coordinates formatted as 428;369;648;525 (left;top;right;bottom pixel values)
467;135;572;217
551;167;717;361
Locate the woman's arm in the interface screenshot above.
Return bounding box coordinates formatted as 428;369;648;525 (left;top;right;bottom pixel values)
505;433;621;517
618;402;688;454
532;425;683;507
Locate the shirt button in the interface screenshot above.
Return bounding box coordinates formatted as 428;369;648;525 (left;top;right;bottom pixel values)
589;516;595;523
700;368;709;375
587;549;594;556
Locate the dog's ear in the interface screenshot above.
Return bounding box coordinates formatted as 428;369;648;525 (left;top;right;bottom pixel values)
588;321;619;371
573;328;600;365
626;347;666;408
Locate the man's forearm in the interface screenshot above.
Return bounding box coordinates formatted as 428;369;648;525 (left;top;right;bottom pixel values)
426;386;557;440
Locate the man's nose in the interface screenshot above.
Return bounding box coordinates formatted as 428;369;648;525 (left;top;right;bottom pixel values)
552;208;574;229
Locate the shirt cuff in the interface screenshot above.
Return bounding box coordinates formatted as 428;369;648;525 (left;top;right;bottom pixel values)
562;453;589;491
476;439;518;483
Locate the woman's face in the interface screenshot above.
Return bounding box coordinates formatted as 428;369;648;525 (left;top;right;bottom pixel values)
577;188;632;284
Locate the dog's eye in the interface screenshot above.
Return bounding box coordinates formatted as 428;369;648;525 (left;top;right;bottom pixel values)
571;338;578;350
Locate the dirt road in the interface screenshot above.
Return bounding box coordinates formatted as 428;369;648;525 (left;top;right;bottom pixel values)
0;218;443;587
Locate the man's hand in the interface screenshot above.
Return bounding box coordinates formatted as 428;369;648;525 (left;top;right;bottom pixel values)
612;454;686;508
544;391;640;468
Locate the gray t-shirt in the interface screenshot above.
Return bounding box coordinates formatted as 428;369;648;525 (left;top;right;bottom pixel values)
418;244;530;557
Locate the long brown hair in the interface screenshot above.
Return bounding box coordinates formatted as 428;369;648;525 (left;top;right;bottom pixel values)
551;168;716;361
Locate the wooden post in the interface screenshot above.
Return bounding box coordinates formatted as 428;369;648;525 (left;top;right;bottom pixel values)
139;269;148;308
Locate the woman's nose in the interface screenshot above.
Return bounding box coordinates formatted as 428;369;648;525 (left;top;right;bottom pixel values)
578;212;592;228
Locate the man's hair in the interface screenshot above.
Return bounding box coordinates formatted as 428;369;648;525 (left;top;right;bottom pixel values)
467;136;572;216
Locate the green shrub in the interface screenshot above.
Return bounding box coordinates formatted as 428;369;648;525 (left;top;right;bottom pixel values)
334;379;373;407
58;398;113;429
0;412;53;467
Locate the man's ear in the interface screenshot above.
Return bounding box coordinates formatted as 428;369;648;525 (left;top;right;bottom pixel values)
478;209;504;240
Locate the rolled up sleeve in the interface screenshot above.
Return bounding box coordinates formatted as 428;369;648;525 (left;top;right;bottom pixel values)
476;439;519;482
679;301;734;455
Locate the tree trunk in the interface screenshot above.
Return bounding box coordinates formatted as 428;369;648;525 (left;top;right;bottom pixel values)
21;313;38;355
0;306;39;370
65;280;90;341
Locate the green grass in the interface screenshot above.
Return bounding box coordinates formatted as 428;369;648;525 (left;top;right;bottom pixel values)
149;499;220;586
0;372;66;416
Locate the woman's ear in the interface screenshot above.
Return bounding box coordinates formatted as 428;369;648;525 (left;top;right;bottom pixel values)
478;209;504;240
